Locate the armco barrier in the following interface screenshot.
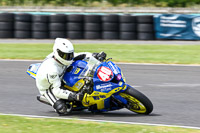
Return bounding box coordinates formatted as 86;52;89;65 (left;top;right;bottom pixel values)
0;12;156;40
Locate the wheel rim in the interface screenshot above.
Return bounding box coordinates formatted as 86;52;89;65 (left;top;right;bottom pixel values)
120;93;147;114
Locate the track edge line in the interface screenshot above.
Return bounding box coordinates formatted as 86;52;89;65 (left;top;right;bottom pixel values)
0;113;200;130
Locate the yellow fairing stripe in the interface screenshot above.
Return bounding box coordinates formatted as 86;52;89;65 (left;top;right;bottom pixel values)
82;91;107;109
82;85;126;110
64;79;85;92
27;71;36;77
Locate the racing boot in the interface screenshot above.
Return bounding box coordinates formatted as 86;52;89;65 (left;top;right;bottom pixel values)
37;95;51;106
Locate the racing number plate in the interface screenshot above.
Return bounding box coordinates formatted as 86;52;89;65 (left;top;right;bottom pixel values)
97;66;113;82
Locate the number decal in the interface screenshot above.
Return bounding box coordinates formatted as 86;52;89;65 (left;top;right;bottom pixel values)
97;66;113;81
74;68;81;74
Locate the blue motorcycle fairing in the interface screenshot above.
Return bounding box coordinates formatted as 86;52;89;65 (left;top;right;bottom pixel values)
96;84;129;112
63;60;126;92
92;62;114;83
93;61;125;84
94;82;124;93
63;60;88;87
62;60;131;112
107;61;126;83
107;61;121;75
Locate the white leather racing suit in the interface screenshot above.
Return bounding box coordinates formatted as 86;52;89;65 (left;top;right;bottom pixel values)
36;52;92;106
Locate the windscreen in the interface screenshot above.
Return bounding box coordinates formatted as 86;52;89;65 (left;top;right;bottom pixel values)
79;56;100;79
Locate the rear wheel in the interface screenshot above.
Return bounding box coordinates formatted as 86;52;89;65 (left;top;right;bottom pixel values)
120;86;153;114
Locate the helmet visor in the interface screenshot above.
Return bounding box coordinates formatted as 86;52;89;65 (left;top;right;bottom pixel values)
57;49;74;60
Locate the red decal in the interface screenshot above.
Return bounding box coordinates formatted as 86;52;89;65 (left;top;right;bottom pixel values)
97;66;113;81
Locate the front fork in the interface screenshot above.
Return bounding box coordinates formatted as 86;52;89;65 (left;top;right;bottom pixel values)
111;84;132;108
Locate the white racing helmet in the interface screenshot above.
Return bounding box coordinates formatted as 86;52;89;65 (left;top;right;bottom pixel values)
53;38;74;66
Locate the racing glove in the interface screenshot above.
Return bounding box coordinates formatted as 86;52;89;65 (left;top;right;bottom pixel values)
68;92;84;102
73;54;86;61
92;51;107;62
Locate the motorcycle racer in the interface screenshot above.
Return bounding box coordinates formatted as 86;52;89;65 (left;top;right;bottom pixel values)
36;38;99;114
27;39;153;115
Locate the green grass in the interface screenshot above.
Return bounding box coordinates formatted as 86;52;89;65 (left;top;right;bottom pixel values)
0;43;200;64
0;115;199;133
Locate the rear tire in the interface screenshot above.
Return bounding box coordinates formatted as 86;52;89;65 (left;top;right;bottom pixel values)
120;86;153;114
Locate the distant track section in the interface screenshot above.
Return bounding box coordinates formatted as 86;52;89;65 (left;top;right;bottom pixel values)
0;39;200;45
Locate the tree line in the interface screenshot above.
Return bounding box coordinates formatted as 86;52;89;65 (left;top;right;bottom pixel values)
0;0;200;7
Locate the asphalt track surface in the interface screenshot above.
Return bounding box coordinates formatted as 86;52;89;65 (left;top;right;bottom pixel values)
0;60;200;128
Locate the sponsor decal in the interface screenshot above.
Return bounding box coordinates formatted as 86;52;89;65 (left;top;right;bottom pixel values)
50;74;57;79
100;88;112;92
96;83;112;92
108;62;118;74
75;82;83;89
97;66;113;81
96;83;112;90
192;17;200;37
74;68;81;74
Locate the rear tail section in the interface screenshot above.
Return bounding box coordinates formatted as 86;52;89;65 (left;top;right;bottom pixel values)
26;63;41;79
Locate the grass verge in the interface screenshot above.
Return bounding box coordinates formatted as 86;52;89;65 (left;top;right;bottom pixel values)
0;43;200;64
0;115;200;133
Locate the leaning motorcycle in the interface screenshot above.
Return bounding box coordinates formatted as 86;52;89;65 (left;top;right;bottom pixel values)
27;56;153;115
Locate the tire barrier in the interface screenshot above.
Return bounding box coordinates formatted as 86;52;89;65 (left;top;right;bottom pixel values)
119;15;137;40
14;13;32;38
0;13;14;38
32;15;49;39
0;13;158;40
84;15;102;39
136;15;155;40
67;14;84;39
49;14;67;39
102;14;119;39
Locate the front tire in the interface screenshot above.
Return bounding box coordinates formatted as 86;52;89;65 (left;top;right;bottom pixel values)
120;86;153;115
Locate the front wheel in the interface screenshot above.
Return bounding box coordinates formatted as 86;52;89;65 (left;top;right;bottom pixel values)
120;86;153;115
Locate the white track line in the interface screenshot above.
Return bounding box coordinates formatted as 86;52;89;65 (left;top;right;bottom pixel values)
0;113;200;130
0;59;200;67
0;59;42;62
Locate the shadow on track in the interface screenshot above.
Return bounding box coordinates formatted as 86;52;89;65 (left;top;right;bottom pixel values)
45;110;160;118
